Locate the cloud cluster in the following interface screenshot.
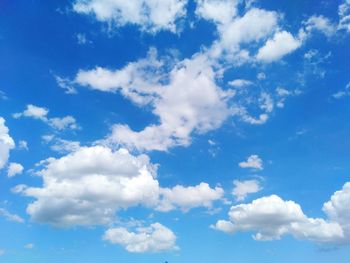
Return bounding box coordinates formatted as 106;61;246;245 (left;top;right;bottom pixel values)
213;182;350;245
16;146;223;227
0;117;15;169
7;162;24;177
232;179;262;201
73;0;188;33
238;155;263;170
13;104;79;131
103;223;178;252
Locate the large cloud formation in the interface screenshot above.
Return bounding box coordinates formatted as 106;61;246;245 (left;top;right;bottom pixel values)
15;146;223;227
213;183;350;245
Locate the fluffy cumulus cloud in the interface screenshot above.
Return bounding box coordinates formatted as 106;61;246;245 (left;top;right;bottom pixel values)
238;154;263;170
15;145;222;227
157;183;224;212
73;0;188;33
77;51;232;151
7;162;24;177
232;179;262;201
256;31;302;62
0;117;15;169
13;104;79;131
103;223;178;253
213;182;350;245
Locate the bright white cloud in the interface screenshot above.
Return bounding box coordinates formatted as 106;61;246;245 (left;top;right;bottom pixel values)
0;208;25;223
238;155;263;170
0;117;15;169
256;31;302;62
103;222;178;253
73;0;188;33
13;104;79;131
214;182;350;244
13;104;48;120
232;179;262;201
195;0;239;25
228;79;253;88
16;146;222;227
78;51;232;151
157;182;224;212
7;162;24;177
323;182;350;243
212;195;344;243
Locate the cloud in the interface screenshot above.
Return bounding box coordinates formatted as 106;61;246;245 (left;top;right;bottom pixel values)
333;81;350;99
78;51;232;151
13;104;79;131
0;117;15;169
238;155;263;170
195;0;239;25
24;243;34;249
323;182;350;242
7;162;24;177
16;146;222;227
18;140;28;150
156;182;224;212
228;79;253;88
256;31;302;62
213;182;350;245
338;0;350;32
103;222;178;253
304;15;336;37
0;249;4;256
73;0;188;33
55;75;77;94
0;208;25;223
212;195;344;243
232;179;262;201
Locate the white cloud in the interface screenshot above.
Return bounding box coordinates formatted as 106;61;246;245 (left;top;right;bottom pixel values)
16;146;222;227
256;31;302;62
0;249;4;256
7;162;24;177
157;182;224;212
0;208;24;223
103;222;178;253
207;8;279;61
50;138;81;153
73;0;188;33
338;0;350;32
78;51;232;151
55;75;77;94
212;195;344;243
214;182;350;245
13;104;79;131
195;0;239;25
0;117;15;169
332;81;350;99
18;140;28;150
238;155;263;170
275;87;301;108
232;179;262;201
13;104;48;120
304;15;336;37
228;79;253;88
323;182;350;243
24;243;34;249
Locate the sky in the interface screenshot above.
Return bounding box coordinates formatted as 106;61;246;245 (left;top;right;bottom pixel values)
0;0;350;262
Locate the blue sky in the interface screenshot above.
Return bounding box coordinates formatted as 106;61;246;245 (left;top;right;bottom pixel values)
1;0;350;262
